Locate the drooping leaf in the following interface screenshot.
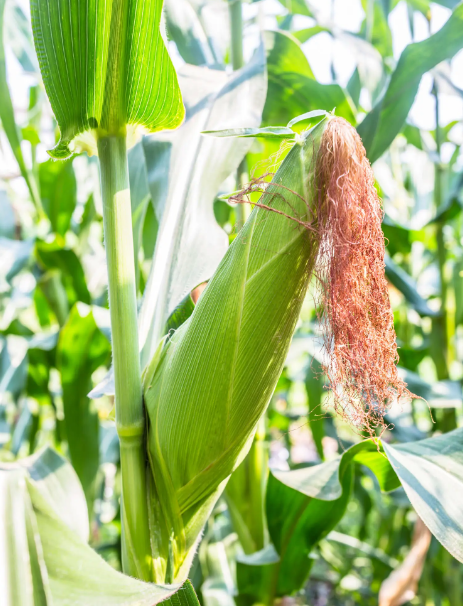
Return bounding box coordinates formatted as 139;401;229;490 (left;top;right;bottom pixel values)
0;447;200;605
383;428;463;564
202;126;295;140
57;304;110;504
30;0;184;159
358;3;463;162
250;428;463;602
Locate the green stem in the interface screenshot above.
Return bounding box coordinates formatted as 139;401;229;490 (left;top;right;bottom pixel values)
229;0;244;71
430;82;456;432
248;417;268;551
97;135;152;581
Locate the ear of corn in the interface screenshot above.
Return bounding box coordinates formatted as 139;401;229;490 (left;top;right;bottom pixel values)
143;118;329;582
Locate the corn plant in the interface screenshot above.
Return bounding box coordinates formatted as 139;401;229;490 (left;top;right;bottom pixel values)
2;0;463;605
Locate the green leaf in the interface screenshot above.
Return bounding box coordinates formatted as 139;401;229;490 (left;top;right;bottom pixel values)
255;428;463;601
0;447;200;605
0;0;40;207
236;545;280;606
39;159;77;236
287;109;329;128
244;440;396;600
265;460;354;596
202;126;295;140
138;48;267;369
383;428;463;564
263;30;355;127
292;25;329;43
358;4;463;162
57;303;110;505
30;0;184;159
143;119;329;582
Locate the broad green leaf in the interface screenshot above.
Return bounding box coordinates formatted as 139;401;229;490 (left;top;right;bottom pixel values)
0;447;200;605
383;428;463;564
0;0;40;206
143;119;329;582
236;545;280;606
263;30;355;127
358;4;463;162
139;48;267;369
0;447;88;605
57;303;110;505
39;159;77;236
255;428;463;601
30;0;184;159
249;440;396;599
385;256;438;317
264;459;354;596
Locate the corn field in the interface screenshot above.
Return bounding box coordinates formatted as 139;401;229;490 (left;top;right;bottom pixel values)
1;1;463;605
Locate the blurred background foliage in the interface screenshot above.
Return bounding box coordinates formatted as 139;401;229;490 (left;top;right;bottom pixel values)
1;0;463;604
